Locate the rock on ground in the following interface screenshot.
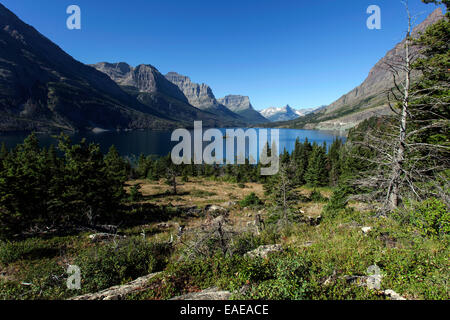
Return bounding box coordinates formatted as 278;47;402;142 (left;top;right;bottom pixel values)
245;244;283;259
88;233;125;242
383;289;407;300
205;205;229;217
69;272;161;300
170;287;231;300
361;227;372;234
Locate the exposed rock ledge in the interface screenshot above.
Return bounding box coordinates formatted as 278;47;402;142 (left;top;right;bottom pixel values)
69;272;161;300
170;287;232;300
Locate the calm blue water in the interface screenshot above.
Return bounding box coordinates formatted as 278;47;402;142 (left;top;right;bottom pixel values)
0;129;345;158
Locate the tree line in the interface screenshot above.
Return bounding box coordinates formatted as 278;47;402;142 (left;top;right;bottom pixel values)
0;133;346;239
0;134;129;238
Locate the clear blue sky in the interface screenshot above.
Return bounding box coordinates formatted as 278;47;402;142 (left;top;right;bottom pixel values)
1;0;443;110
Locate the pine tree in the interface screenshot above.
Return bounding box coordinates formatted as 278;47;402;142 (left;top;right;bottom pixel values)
305;142;328;187
328;138;343;186
292;138;311;186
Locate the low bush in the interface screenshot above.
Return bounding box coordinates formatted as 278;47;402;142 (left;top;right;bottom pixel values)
409;198;449;238
75;237;171;292
239;192;263;208
229;232;264;255
128;184;143;202
0;236;78;265
322;186;350;219
309;189;327;203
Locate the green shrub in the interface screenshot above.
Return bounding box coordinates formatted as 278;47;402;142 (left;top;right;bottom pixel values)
75;237;171;292
230;232;264;255
128;184;143;202
250;255;310;300
322;186;349;218
190;189;217;197
239;193;263;208
309;189;327;202
0;259;70;300
0;236;76;265
409;198;449;238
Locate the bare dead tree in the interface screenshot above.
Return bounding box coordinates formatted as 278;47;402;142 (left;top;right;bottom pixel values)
278;164;291;225
350;1;450;212
166;167;177;195
178;215;238;260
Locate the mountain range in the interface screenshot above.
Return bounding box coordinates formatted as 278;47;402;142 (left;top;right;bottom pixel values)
0;4;445;133
259;105;316;122
0;3;265;132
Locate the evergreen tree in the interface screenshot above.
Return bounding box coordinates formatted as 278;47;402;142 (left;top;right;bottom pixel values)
104;145;128;203
305;142;328;187
328;138;344;186
292;138;311;186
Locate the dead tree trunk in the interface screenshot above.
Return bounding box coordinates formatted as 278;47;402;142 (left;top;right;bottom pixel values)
389;5;412;210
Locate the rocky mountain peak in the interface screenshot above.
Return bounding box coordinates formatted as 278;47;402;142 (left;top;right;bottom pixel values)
260;105;300;122
93;63;188;103
218;95;252;112
165;72;217;104
218;95;269;124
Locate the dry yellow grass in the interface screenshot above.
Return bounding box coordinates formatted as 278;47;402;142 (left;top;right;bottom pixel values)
127;178;264;207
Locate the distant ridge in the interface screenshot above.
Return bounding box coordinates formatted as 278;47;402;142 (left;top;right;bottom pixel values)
259;105;316;122
165;72;246;125
92;62;236;127
218;95;269;124
0;3;179;132
283;8;445;131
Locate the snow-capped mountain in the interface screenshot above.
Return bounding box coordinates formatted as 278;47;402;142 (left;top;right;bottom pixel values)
294;108;316;117
259;105;316;122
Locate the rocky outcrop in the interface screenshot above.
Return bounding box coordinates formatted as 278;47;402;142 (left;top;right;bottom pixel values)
218;95;269;124
165;72;219;110
92;62;234;127
93;62;188;103
205;204;229;219
165;72;245;124
170;287;231;300
69;272;161;300
383;289;407;301
245;244;283;259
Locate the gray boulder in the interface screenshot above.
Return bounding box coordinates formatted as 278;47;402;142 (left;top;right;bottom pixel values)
170;287;231;300
245;244;283;259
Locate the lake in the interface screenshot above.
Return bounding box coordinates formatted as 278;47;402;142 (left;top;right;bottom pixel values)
0;129;346;159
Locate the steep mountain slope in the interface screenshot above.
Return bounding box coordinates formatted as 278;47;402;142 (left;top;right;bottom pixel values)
165;72;246;125
286;8;445;131
217;95;269;124
0;3;175;132
92;62;228;127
